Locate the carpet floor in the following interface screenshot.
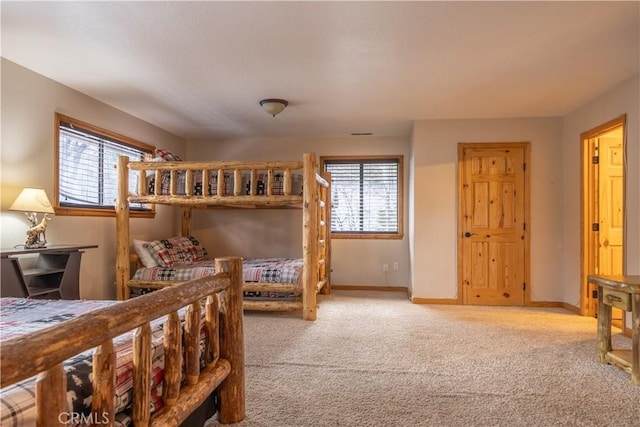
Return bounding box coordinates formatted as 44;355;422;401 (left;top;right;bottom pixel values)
208;290;639;426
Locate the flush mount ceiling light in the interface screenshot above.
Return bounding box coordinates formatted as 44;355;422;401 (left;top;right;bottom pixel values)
259;99;288;117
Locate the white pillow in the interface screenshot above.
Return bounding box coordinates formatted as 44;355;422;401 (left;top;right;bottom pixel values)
132;239;158;268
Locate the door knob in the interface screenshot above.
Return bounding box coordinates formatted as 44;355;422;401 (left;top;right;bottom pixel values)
464;232;474;238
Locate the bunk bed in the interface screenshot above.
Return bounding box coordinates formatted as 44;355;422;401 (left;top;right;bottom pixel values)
115;152;331;321
0;257;245;426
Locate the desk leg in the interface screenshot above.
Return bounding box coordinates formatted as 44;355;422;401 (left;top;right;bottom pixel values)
597;285;612;363
632;293;639;385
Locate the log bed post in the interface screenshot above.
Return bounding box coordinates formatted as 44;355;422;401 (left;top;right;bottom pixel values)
36;365;66;426
116;156;131;300
182;207;192;237
302;153;320;321
215;257;245;423
320;171;332;295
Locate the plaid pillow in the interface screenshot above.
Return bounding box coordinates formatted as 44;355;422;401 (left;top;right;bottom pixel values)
145;236;208;267
155;148;183;161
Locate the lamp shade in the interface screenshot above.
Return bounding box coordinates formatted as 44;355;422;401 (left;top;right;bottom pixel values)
9;188;55;214
259;99;288;117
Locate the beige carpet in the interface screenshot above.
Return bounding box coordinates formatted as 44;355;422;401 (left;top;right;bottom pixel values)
209;290;639;426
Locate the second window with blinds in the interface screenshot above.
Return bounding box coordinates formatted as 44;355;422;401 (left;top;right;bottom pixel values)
321;155;403;239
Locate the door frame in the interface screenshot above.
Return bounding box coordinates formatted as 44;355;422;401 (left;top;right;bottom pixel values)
457;142;531;305
580;115;627;317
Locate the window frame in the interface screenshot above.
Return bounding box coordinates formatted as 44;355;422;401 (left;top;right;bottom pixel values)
54;113;156;218
321;155;404;240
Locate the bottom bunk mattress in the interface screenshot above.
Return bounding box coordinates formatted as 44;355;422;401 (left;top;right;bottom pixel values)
0;297;209;427
131;257;303;300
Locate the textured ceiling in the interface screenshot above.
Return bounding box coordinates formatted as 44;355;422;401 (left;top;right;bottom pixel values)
2;1;639;140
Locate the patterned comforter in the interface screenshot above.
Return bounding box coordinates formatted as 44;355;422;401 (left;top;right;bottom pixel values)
132;257;304;289
0;298;201;427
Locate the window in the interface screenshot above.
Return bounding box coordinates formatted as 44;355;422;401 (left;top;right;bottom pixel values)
322;156;403;239
55;113;155;217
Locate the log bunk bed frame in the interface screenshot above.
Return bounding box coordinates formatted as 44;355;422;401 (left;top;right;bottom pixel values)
115;152;331;321
1;257;245;426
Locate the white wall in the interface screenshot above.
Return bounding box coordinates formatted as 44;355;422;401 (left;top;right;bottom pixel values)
0;59;186;299
561;75;640;306
187;136;412;288
2;58;636;307
410;117;564;302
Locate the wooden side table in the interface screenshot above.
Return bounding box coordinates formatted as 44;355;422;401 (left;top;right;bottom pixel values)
1;244;98;299
587;274;640;385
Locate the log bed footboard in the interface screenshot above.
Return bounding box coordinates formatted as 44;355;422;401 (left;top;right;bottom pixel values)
0;257;245;426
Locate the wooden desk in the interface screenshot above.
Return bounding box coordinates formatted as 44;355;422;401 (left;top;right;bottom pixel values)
587;274;640;385
1;244;98;299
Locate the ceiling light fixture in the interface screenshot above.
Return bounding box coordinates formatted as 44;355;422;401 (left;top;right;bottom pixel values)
259;99;288;117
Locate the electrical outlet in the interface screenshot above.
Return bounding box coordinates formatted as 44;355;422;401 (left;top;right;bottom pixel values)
393;262;399;271
383;263;389;272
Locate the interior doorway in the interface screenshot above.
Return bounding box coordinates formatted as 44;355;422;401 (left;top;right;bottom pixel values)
457;142;530;306
581;116;626;325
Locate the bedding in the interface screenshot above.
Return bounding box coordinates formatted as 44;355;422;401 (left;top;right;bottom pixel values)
0;298;207;427
132;257;304;287
145;235;208;267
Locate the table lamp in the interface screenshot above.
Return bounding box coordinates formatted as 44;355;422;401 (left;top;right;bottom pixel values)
9;187;55;249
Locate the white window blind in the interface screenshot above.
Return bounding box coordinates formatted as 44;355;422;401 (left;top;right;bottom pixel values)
324;158;400;234
58;121;150;210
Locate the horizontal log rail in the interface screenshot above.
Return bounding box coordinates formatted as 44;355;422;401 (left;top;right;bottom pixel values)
128;160;305;198
128;280;187;290
129;194;304;207
242;299;303;312
122;158;329;209
242;282;301;294
2;274;228;387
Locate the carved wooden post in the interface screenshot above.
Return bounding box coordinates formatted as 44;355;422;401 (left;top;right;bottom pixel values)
202;169;210;195
181;207;192;237
205;294;221;366
92;340;116;426
302;153;319;320
154;170;161;195
217;169;224;196
36;364;66;426
116;156;130;300
250;169;258;196
185;170;194;197
234;169;242;196
185;300;202;385
596;285;612;363
163;311;182;406
283;169;292;196
322;171;332;294
133;323;152;427
170;170;178;196
215;257;245;424
632;292;640;384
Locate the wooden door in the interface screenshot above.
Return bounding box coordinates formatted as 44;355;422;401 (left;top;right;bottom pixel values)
458;143;529;305
581;116;625;319
597;136;624;276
